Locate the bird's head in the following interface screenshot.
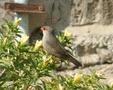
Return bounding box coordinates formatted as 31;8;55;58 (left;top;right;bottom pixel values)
40;26;53;33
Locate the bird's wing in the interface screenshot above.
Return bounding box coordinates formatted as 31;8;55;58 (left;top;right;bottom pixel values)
45;36;68;57
44;35;81;66
45;38;81;66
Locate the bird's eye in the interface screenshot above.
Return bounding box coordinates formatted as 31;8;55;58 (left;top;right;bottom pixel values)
43;27;46;30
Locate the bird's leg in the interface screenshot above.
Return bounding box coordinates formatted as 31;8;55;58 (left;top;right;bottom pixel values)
55;59;76;71
55;59;68;71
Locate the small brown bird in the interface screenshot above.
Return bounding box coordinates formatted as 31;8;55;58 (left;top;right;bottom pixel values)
41;26;81;68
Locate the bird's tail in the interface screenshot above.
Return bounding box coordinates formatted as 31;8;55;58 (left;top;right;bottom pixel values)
67;54;82;67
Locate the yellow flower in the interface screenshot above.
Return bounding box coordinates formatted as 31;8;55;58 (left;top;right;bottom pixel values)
110;82;113;87
19;34;29;45
58;84;64;90
43;59;50;66
27;86;33;90
14;17;22;26
43;56;53;66
73;73;82;83
64;30;72;37
14;40;18;47
33;40;42;51
3;37;8;46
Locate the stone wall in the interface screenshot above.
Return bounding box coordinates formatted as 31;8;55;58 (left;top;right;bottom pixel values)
69;0;113;66
29;0;113;29
71;0;113;26
66;25;113;66
1;0;113;28
29;0;72;31
1;0;113;26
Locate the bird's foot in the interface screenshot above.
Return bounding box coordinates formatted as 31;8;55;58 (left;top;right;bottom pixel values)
55;62;78;71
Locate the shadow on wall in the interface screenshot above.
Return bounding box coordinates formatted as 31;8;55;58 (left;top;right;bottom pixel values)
29;0;73;31
28;0;73;44
28;26;43;44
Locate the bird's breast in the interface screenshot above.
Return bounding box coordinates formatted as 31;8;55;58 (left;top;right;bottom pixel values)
42;34;66;58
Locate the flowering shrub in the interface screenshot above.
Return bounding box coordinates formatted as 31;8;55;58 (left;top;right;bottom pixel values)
0;20;56;89
0;20;112;90
41;72;113;90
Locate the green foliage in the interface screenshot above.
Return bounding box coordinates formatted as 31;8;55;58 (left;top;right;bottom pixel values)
42;72;113;90
0;20;56;89
0;20;112;90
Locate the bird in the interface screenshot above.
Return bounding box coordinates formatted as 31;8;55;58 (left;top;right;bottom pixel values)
40;26;82;68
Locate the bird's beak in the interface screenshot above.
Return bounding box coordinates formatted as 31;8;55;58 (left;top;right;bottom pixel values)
40;27;43;32
40;26;47;32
